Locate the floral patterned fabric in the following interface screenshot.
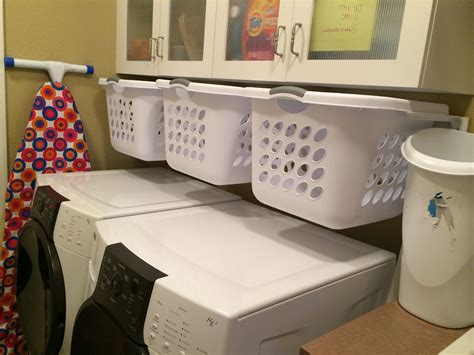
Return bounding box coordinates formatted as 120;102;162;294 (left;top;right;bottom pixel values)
1;81;92;354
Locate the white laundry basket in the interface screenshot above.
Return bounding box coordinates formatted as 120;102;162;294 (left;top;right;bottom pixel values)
99;78;165;161
245;86;467;229
157;79;252;185
399;128;474;328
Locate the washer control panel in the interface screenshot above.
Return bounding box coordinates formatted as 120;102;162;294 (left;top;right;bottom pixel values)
31;186;69;236
93;243;167;345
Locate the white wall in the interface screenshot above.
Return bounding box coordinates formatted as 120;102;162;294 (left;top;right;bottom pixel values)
0;0;7;229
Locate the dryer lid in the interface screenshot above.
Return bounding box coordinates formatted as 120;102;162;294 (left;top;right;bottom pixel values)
37;168;239;218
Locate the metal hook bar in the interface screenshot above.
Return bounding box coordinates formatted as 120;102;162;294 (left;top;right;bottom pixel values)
290;23;302;57
4;57;94;82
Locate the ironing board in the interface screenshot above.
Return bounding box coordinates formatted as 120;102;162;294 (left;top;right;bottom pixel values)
1;81;92;354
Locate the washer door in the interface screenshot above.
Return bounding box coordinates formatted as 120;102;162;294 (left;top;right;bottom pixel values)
17;220;66;355
71;298;149;355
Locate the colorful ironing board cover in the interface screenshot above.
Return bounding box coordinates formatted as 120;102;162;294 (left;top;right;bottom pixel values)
1;81;92;354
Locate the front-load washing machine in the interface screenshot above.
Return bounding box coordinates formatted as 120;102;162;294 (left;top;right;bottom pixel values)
16;168;240;355
72;200;396;355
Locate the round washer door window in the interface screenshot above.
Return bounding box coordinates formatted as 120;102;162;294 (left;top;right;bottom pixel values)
17;220;66;355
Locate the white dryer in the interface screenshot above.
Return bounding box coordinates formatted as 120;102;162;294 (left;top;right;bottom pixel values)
73;201;396;355
16;168;240;355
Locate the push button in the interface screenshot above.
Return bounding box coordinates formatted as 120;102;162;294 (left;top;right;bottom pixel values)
154;313;160;321
149;333;156;340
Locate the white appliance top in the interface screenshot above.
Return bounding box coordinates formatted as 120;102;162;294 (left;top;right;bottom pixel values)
95;201;395;319
37;168;240;218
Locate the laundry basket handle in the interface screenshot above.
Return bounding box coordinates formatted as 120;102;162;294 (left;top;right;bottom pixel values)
269;86;306;98
407;112;469;132
169;78;191;87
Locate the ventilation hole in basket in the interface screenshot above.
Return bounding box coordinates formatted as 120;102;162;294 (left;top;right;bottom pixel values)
158;129;162;136
121;132;125;140
285;124;297;137
243;156;252;167
175;119;182;129
259;137;270;150
120;110;123;117
160;105;164;113
116;121;120;128
372;190;384;205
190;150;197;160
191;123;197;132
269;174;281;187
258;171;269;183
299;126;312;140
116;131;120;139
312;148;326;163
233;156;243;167
241;114;250;126
121;121;124;129
388;134;399;149
125;122;129;131
392;186;403;200
259;154;269;167
271;140;283;153
190;108;197;118
247;144;252;153
175;105;181;116
159;115;164;124
168;131;174;140
366;172;378;188
311;167;325;181
393;154;403;167
198;125;206;135
176;146;182;155
239;128;248;139
372;153;384;169
198;139;205;149
130;124;134;132
260;120;270;132
190;137;197;147
111;129;115;137
387;171;398;185
361;190;373;207
110;119;114;127
168;143;175;153
382;153;394;168
377;172;389;186
282;178;294;191
237;142;245;152
176;132;182;142
168;117;174;127
198;109;206;121
284;142;296;156
198;153;205;163
182;107;189;117
183;134;189;144
313;128;328;143
183;148;189;157
397;169;407;184
297;164;309;177
271;157;282;170
309;186;323;200
383;188;394;203
272;122;284;135
283;161;295;173
131;135;135;143
126;133;130;141
183;121;189;131
298;145;310;159
168;105;174;114
377;133;389;150
295;182;308;195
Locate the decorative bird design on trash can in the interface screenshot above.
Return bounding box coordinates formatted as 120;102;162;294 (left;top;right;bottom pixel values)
427;192;454;231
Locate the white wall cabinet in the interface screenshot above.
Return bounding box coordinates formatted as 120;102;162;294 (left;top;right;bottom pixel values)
117;0;216;78
117;0;473;94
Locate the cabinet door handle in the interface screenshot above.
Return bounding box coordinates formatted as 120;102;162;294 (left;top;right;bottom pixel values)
148;37;157;60
290;23;302;57
157;36;165;59
272;25;286;58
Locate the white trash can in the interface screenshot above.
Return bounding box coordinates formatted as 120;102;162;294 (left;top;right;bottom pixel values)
399;128;474;328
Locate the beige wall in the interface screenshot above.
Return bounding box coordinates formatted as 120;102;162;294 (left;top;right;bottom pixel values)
3;0;473;254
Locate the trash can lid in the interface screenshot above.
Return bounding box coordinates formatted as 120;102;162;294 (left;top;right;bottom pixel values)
401;128;474;176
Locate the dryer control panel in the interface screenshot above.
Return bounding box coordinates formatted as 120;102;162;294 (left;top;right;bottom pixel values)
93;243;167;345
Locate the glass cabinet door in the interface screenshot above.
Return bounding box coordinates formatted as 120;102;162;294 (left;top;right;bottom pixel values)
158;0;217;78
287;0;434;88
212;0;295;81
117;0;160;75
